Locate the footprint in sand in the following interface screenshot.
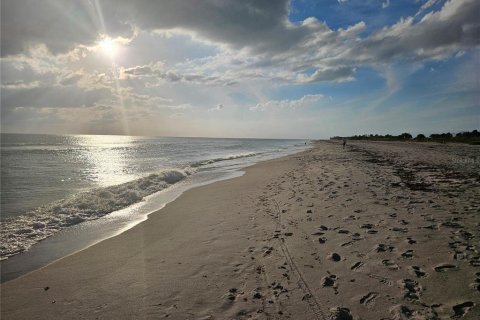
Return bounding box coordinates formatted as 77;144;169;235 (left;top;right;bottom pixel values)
382;259;399;270
351;233;362;241
434;264;458;272
322;274;337;287
252;288;263;299
441;221;463;229
375;244;394;252
390;305;415;319
469;272;480;293
263;246;274;256
392;227;409;233
351;261;364;271
401;279;422;300
328;253;342;262
470;256;480;267
360;223;374;229
407;237;417;244
409;266;428;278
329;307;353;320
452;301;475;318
360;292;379;306
341;241;354;247
401;250;414;259
227;288;238;301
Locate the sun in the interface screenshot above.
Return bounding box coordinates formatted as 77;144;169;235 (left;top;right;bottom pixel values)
98;37;118;58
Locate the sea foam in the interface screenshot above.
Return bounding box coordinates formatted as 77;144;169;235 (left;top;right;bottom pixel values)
0;169;190;259
0;146;297;259
190;152;258;167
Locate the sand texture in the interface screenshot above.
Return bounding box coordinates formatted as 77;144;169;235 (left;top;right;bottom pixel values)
1;140;479;319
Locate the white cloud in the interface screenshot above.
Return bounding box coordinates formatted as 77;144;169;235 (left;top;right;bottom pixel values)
208;104;225;112
250;94;324;112
359;0;479;62
382;0;391;9
415;0;441;16
298;66;356;83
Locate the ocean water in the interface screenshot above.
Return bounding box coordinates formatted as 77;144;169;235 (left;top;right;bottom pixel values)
1;133;308;263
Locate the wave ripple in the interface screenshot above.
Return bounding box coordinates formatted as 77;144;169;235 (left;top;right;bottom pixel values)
0;169;190;259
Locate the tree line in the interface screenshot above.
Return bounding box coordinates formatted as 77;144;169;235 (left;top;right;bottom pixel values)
331;130;480;145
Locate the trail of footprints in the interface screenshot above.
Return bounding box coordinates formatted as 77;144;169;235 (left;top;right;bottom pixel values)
240;145;478;319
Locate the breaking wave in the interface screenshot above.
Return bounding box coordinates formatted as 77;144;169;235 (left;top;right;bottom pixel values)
190;152;258;167
0;149;282;259
0;169;190;259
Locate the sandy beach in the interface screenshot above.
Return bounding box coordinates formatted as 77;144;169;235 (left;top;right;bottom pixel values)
1;140;479;319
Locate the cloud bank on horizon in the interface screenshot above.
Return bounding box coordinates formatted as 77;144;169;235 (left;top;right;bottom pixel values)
1;0;479;138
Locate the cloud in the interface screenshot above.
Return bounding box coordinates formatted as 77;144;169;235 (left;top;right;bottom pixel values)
208;104;225;112
298;66;356;83
415;0;442;16
382;0;391;9
1;0;302;57
122;64;229;86
3;0;478;84
250;94;324;112
116;0;478;85
357;0;480;62
0;0;132;56
1;85;110;112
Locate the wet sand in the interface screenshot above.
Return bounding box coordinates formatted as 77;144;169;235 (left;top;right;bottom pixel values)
1;140;479;319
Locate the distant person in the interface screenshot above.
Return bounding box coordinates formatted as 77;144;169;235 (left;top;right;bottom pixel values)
342;139;346;149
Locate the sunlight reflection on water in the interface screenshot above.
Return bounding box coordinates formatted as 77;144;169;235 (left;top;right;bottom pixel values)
76;135;138;186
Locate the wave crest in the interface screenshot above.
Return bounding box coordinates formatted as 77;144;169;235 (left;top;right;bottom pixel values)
0;169;190;259
190;152;258;167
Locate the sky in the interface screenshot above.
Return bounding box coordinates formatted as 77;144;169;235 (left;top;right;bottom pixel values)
1;0;479;139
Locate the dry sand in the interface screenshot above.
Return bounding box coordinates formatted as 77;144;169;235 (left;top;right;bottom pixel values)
1;140;479;319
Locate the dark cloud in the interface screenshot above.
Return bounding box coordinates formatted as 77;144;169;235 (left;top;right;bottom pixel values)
0;0;319;57
116;0;303;53
1;0;131;56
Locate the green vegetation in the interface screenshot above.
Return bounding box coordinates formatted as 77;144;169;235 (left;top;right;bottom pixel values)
331;130;480;145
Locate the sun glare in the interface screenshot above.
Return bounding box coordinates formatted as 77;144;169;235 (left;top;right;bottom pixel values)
98;37;118;58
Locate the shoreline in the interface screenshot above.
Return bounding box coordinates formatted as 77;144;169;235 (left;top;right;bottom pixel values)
0;169;245;283
1;134;309;263
1;140;479;319
1;143;310;282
